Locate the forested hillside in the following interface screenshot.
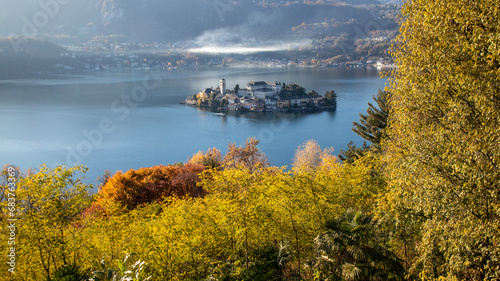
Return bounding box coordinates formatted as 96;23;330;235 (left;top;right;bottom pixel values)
93;0;398;43
1;0;398;46
0;38;69;76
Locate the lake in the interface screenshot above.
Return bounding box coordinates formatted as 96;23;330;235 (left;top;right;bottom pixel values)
0;67;387;188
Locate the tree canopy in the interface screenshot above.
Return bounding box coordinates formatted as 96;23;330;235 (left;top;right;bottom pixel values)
224;137;268;173
293;139;335;172
97;164;205;210
382;0;500;279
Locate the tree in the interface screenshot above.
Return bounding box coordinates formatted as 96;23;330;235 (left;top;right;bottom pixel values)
234;84;240;93
240;243;290;281
50;264;90;281
307;90;319;97
224;137;268;173
339;90;389;162
1;165;92;280
352;90;389;151
383;0;500;279
292;139;335;172
338;141;368;164
208;98;220;108
98;164;205;210
188;147;223;169
324;90;337;107
97;169;112;189
287;83;306;96
313;210;404;281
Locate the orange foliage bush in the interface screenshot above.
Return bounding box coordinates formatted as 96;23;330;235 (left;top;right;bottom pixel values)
97;164;206;210
188;147;222;169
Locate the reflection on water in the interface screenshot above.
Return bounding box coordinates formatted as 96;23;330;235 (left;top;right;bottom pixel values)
0;67;386;186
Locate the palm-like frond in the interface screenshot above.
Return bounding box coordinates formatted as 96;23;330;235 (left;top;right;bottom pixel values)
342;263;362;281
346;245;366;262
313;210;404;280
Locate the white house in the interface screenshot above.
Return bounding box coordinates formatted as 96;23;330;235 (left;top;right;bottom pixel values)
246;81;282;99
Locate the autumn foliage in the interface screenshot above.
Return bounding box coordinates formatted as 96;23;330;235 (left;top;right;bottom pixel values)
187;147;223;169
4;1;500;279
1;137;393;280
224;137;268;173
97;163;205;210
381;0;500;279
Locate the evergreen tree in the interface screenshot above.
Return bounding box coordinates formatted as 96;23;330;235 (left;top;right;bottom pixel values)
307;90;319;97
324;90;337;107
339;90;389;162
338;141;368;164
352;90;389;151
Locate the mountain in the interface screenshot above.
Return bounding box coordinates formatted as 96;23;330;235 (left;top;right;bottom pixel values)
0;37;67;58
0;37;68;76
0;0;398;46
0;0;399;64
94;0;398;44
0;0;99;39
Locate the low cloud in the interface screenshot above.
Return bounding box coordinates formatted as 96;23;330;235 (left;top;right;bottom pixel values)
186;10;311;54
187;40;312;54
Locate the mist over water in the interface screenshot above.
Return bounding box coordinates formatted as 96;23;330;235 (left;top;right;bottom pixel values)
187;40;312;54
0;67;386;188
186;10;311;55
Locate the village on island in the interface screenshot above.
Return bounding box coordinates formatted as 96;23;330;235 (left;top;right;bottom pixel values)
183;78;337;113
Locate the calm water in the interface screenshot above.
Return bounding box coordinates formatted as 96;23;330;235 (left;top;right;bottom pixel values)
0;67;387;187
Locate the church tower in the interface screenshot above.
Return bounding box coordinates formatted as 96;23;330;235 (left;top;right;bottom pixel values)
220;78;226;94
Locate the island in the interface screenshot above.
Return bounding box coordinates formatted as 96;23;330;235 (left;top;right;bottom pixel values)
182;78;337;113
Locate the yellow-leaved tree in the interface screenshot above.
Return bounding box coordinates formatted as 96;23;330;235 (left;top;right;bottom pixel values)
224;137;268;173
382;0;500;279
0;165;92;280
187;147;223;169
292;139;336;173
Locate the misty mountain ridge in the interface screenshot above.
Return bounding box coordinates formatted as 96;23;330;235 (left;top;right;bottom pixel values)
98;0;395;44
0;37;66;57
1;0;398;46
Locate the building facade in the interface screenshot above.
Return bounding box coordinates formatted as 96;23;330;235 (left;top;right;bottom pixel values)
246;81;282;99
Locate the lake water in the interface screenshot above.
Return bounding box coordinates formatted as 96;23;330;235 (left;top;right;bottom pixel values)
0;67;387;188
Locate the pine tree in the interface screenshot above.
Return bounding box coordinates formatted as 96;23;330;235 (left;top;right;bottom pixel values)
324;90;337;107
339;90;389;162
338;141;368;163
352;89;389;151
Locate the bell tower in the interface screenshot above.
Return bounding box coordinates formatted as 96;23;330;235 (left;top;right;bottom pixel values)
220;78;226;94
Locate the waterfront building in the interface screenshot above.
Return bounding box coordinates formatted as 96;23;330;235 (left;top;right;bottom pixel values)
246;81;282;99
